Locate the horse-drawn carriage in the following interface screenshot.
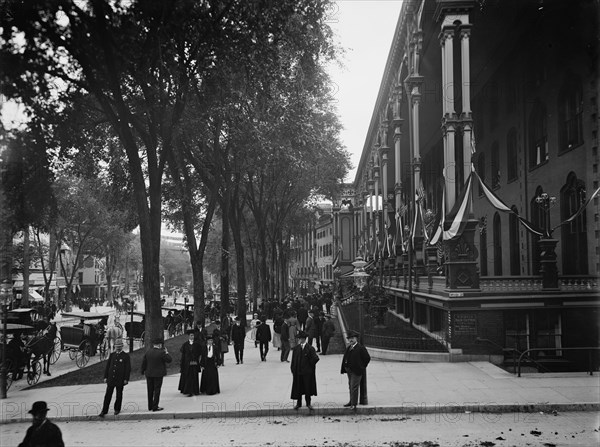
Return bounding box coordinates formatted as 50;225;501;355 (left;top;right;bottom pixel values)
162;306;184;338
124;311;145;348
1;322;39;389
60;312;110;367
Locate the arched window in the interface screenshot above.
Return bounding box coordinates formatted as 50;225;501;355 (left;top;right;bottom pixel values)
491;142;500;189
477;153;486;196
493;213;503;276
507;128;518;182
480;230;488;276
509;206;521;275
528;100;548;169
530;186;546;274
560;173;588;274
558;75;583;153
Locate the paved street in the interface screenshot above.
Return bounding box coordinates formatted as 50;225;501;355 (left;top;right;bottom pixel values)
2;411;598;446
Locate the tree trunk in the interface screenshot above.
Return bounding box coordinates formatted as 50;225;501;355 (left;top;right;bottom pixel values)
230;208;248;324
220;193;230;321
22;227;30;307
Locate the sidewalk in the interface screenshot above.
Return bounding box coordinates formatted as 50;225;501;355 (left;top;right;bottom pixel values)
2;338;599;424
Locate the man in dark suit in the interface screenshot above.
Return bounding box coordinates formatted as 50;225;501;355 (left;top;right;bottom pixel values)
290;330;319;411
305;310;316;346
340;329;371;410
99;338;131;417
231;316;246;364
19;401;64;447
141;338;172;412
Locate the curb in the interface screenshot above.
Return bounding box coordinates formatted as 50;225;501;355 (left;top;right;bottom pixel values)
2;402;599;425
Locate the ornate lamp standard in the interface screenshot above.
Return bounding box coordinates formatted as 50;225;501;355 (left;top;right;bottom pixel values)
351;256;370;343
535;192;559;289
127;293;136;352
1;280;12;399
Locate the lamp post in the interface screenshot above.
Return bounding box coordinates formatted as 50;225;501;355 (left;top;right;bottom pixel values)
352;256;370;344
1;280;12;399
128;293;135;352
535;192;559;289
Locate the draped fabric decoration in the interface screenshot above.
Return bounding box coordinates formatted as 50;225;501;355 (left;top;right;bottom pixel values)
473;170;545;237
411;180;426;247
429;188;445;246
393;204;407;256
332;245;342;269
384;213;392;258
552;185;600;233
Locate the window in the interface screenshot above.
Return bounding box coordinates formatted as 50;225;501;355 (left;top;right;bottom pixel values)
477;153;486;196
509;206;521;275
528;100;548;169
558;75;583;153
493;213;502;276
507;128;518;182
491;142;500;189
505;311;529;352
560;172;588;274
534;310;562;356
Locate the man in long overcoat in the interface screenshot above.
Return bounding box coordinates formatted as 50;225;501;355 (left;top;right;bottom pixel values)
141;338;172;412
178;330;202;396
99;338;131;416
340;329;371;410
290;330;319;410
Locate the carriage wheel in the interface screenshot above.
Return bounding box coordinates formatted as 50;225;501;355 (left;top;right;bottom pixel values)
27;359;41;385
99;340;109;361
76;341;91;368
69;348;76;360
50;337;62;365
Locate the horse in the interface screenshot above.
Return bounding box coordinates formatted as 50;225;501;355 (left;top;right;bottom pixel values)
106;325;123;353
25;322;58;376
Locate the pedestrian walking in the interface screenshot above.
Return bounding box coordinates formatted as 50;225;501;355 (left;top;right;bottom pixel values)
340;330;371;410
213;321;228;366
200;336;220;395
255;319;272;361
280;316;291;362
290;330;319;411
305;310;317;346
249;313;260;348
315;311;324;352
288;311;299;350
272;312;283;351
231;316;245;364
19;401;64;447
297;305;308;330
141;338;172;412
99;338;131;417
178;330;202;396
321;314;336;355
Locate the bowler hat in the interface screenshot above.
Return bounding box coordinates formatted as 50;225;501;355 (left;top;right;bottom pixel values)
296;330;308;339
346;330;360;339
114;338;124;347
28;401;49;414
152;338;163;345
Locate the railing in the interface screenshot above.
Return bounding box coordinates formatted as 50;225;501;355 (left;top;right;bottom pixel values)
363;333;447;352
517;347;600;377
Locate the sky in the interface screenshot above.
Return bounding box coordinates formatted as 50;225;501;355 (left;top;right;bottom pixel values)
326;1;404;183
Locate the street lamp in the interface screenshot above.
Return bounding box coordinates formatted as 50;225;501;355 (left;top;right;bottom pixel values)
352;256;370;343
128;293;135;352
535;192;557;237
1;280;12;399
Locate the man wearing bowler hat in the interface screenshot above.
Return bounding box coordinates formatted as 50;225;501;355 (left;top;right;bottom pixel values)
340;329;371;411
141;337;172;412
99;338;131;417
19;401;64;447
290;330;319;410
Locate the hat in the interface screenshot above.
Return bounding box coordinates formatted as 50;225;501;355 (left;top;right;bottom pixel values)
152;338;163;345
255;320;262;326
186;329;195;335
234;316;240;321
28;401;49;414
296;330;308;339
346;330;360;339
114;339;124;347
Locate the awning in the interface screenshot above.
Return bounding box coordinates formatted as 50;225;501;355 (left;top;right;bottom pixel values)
28;289;44;301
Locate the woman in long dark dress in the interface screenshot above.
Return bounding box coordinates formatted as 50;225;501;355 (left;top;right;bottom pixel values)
200;336;220;395
178;330;202;396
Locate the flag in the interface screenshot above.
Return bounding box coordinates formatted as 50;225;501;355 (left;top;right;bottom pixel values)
416;179;425;204
331;245;342;269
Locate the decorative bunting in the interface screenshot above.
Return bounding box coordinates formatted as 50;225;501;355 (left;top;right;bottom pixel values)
552;185;600;232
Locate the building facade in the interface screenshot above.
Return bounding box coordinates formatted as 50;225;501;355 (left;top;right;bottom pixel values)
333;0;599;367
